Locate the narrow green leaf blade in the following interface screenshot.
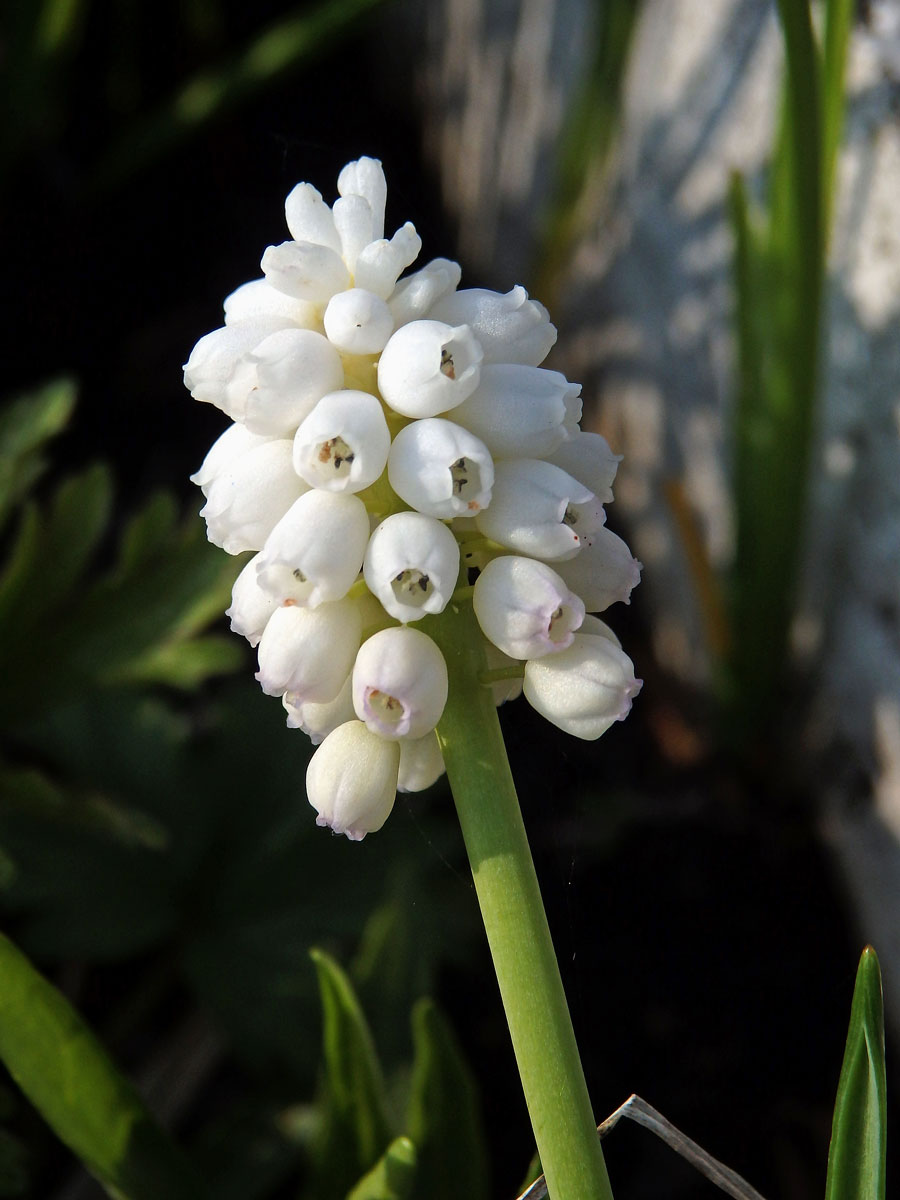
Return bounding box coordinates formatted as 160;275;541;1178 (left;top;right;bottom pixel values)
405;998;489;1200
825;946;887;1200
346;1136;417;1200
0;380;76;529
310;948;393;1198
0;932;209;1200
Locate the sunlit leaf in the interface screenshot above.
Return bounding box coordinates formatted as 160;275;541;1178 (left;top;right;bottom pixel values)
0;932;209;1200
0;380;75;530
406;998;489;1200
346;1136;417;1200
824;946;887;1200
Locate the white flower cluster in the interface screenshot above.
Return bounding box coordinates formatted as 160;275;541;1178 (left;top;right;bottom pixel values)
186;158;642;841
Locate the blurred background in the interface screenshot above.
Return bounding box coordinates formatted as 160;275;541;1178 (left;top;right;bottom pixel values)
1;0;899;1196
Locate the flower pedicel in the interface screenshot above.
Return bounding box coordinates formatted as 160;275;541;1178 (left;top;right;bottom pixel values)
187;157;642;840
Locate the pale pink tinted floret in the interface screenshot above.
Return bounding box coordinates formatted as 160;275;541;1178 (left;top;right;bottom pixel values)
523;634;643;740
352;627;449;741
473;556;585;660
306;721;400;840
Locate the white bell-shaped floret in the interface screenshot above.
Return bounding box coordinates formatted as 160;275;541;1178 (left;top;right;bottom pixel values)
388;258;462;326
223;279;317;329
199;439;307;555
284;182;342;253
354;223;422;299
183;319;283;413
332;195;374;273
553;527;642;611
292;390;391;493
284;676;355;744
352;627;448;740
226;328;344;435
377;320;482;417
473;556;585;659
545;431;622;504
388;418;494;518
256;599;361;700
363;512;460;623
256;490;369;606
323;289;394;354
451;365;582;459
306;720;400;841
337;157;387;242
398;733;446;793
523;633;642;740
261;240;350;303
429;285;557;365
475;459;605;561
190;423;272;493
227;554;279;646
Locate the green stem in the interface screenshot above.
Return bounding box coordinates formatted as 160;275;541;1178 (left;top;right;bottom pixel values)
427;600;613;1200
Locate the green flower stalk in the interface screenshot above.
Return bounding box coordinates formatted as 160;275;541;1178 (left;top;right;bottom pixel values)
186;156;642;1196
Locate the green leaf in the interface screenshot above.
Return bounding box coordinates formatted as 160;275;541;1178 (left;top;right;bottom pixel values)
346;1136;417;1200
824;946;887;1200
310;948;394;1199
114;635;243;690
405;998;489;1200
0;380;75;531
0;931;209;1200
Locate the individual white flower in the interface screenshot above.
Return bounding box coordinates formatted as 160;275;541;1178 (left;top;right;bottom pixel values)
323;288;394;354
388;418;494;518
354;223;422;299
545;431;622;504
306;720;400;841
223;278;317;329
352;627;448;740
429;286;557;365
473;556;585;659
227;554;279;647
261;240;351;303
198;439;308;555
190;423;272;493
256;600;361;700
398;733;446;793
475;459;605;561
292;390;390;493
363;511;460;623
377;320;482;417
283;676;355;745
388;258;461;326
451;365;581;459
284;181;344;253
552;527;642;611
225;328;345;435
523;633;642;740
256;490;370;606
183;319;284;413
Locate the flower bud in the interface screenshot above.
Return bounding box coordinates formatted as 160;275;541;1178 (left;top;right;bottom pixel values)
190;422;272;493
256;490;369;606
352;627;448;740
227;328;345;435
183;319;283;413
223;278;317;329
261;240;350;303
337;157;387;242
377;320;482;417
523;633;642;740
473;556;585;659
284;182;343;253
306;720;400;841
198;439;307;554
227;554;279;646
553;527;642;611
545;431;622;504
363;511;460;623
388;418;494;518
323;288;394;354
398;733;446;793
284;676;355;744
354;223;422;299
429;285;557;365
452;365;581;459
475;459;605;561
256;600;361;700
332;195;374;274
292;390;390;493
388;258;461;326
